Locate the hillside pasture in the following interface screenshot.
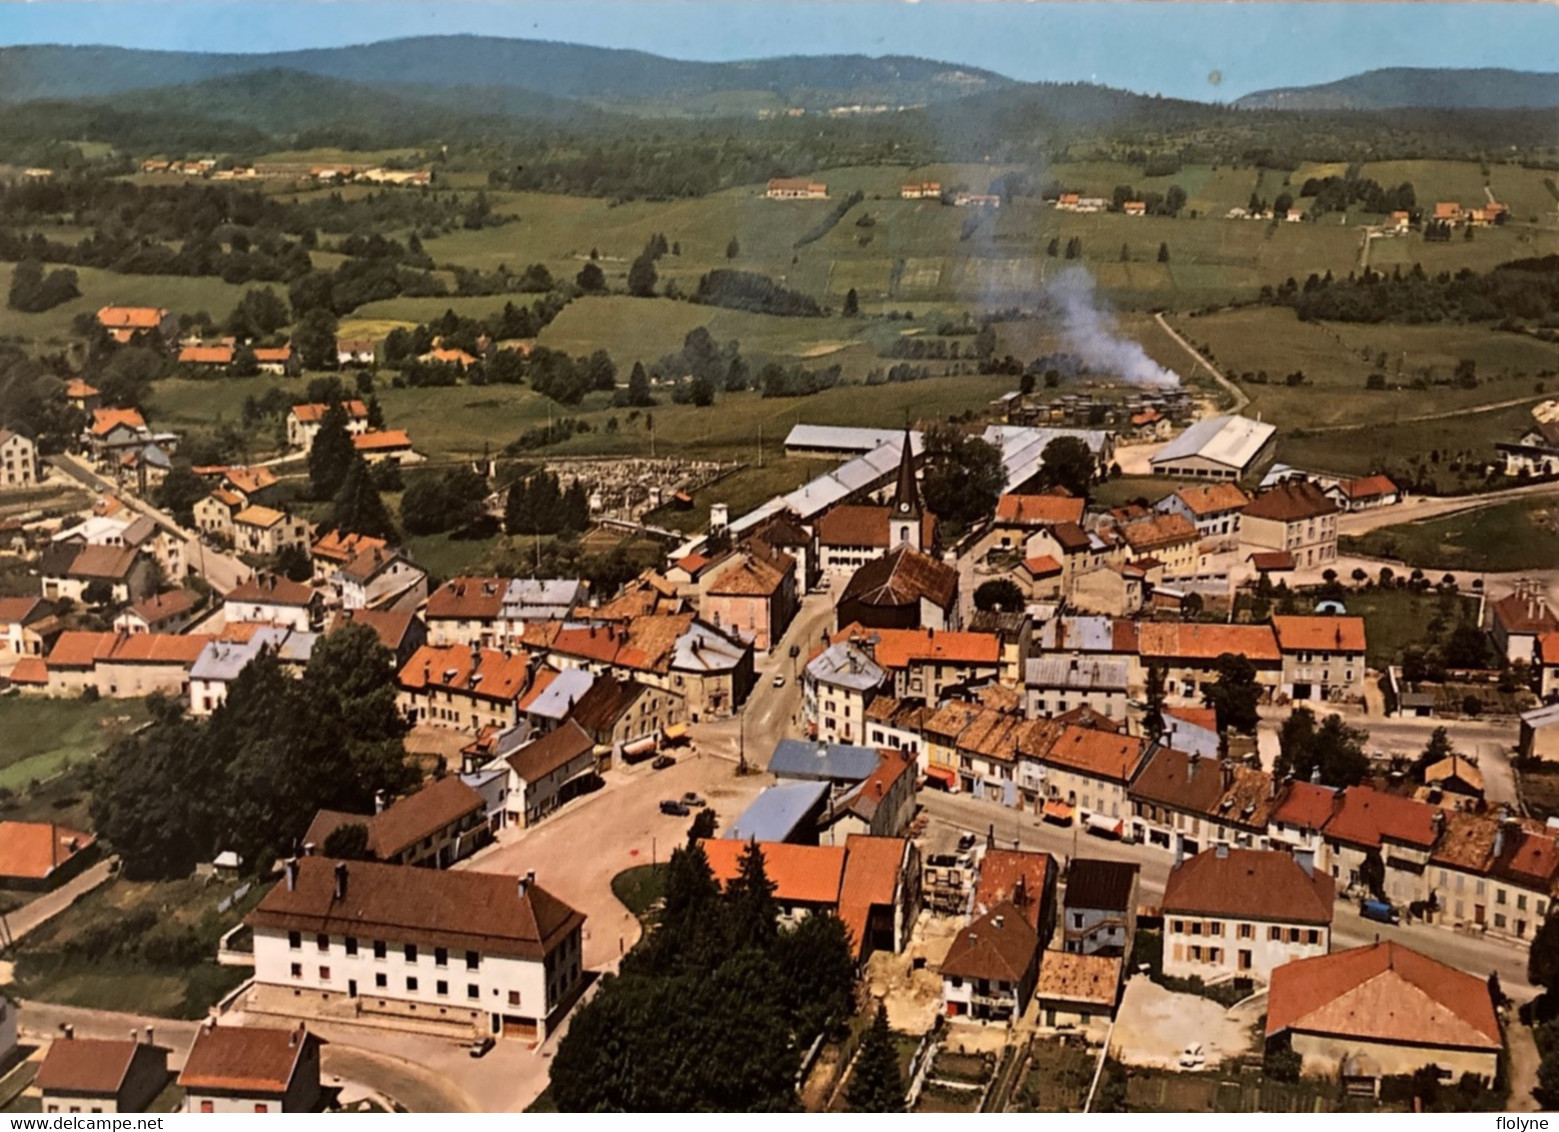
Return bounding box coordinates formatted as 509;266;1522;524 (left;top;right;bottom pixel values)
0;263;251;346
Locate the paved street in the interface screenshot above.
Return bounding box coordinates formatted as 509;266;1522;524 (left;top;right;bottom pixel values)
4;859;114;943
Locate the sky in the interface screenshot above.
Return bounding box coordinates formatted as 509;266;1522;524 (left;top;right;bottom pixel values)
2;1;1555;101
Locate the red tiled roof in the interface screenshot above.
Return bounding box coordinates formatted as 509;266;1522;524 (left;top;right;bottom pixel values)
1271;615;1367;654
399;644;532;702
290;400;368;423
178;1025;320;1095
1339;474;1398;501
973;849;1051;929
1136;622;1280;663
1119;513;1197;553
832;623;999;669
88;407;146;437
1324;784;1438;850
179;344;234;365
0;821;95;880
1174;482;1251;517
425;576;506;620
312;530;386;565
1491;592;1559;636
95;306;167;330
1266;942;1499;1050
35;1039;156;1097
837;835;907;955
1039;725;1147;784
1249;551;1296;571
995;493;1085;527
700;839;846;906
1022;555;1063;579
1243;480;1338;523
226;573;314;607
353;429;412;452
1163;847;1334;924
940;902;1039;982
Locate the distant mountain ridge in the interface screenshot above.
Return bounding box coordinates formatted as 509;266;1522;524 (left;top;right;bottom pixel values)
1234;67;1559;111
0;36;1013;111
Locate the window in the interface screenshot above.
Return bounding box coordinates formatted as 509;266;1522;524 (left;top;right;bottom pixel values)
406;976;419;992
1497;890;1508;905
1238;923;1253;940
404;944;418;963
466;951;480;971
373;940;387;960
290;963;302;978
436;980;449;996
375;973;387;989
1306;930;1320;945
288;931;302;950
435;947;448;968
1268;926;1281;941
1496;913;1508;929
468;984;480;999
508;990;521;1006
319;966;330;980
1209;922;1223;937
345;937;358;956
317;933;330;952
1519;894;1529;912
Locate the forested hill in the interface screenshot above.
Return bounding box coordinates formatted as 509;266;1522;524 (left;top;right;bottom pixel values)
0;37;1013;111
1235;67;1559;111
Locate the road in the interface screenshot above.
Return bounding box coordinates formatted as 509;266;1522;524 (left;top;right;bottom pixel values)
1154;312;1249;413
917;788;1539;999
48;453;252;595
3;859;115;943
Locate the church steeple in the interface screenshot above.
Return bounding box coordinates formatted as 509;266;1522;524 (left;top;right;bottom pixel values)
892;426;921;519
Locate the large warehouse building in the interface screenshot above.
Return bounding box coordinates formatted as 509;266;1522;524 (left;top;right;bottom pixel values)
1150;414;1276;481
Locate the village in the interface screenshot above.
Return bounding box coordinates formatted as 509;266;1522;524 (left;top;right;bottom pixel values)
2;281;1559;1112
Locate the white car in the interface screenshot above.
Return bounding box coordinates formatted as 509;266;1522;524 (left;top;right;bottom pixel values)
772;674;786;688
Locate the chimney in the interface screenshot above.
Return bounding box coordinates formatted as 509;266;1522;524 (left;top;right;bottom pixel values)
130;1028;138;1044
302;842;316;857
145;1025;154;1046
1014;874;1027;907
987;823;995;850
1214;843;1229;860
1188;751;1199;781
1494;824;1507;860
285;858;298;892
62;1025;74;1040
517;873;530;900
1221;760;1234;791
333;862;348;901
1310;765;1322;785
993;914;1005;929
374;790;387;814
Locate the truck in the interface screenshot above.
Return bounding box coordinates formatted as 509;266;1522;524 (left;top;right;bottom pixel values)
1359;898;1400;925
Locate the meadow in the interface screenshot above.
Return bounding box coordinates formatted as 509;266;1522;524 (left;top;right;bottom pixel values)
1340;499;1559;573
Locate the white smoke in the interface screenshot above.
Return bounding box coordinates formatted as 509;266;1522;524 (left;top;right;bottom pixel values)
1045;265;1180;387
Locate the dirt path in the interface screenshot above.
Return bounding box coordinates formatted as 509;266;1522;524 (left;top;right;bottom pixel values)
5;859;114;943
1153;313;1249;413
1506;1020;1541;1111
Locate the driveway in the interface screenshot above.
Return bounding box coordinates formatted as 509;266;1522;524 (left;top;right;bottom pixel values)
1110;975;1259;1070
5;859;115;943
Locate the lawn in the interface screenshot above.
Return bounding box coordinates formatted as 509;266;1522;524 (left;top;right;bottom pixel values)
1340;499;1559;573
11;873;265;1019
0;696;149;793
610;863;668;921
1330;586;1481;669
0;264;252;348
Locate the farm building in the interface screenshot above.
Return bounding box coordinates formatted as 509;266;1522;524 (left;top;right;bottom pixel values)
1150;415;1276;480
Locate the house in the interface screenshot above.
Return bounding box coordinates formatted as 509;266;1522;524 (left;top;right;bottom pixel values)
900;181;941;199
1429;810;1558;941
311;531;388;586
726;781;831;844
1035;951;1122;1032
1432;201;1463;225
1130;409;1172;440
337;339;377;367
1061;858;1137;957
836;545;959;632
1487;585;1559;665
833;624;1001;707
973;848;1056;939
1160;705;1220;759
189;628;318;716
814;434;934;575
1521;703;1559;761
1123;200;1147;216
1135;622;1282;700
95;305;177;344
179;1023;323;1113
765;178;828;200
39;543;156;606
247;858;587;1041
1114;512;1199;578
1155;482;1251;543
1422;754;1484;800
1150;415;1277;480
338;546;426;612
1266;780;1338;879
178;343;236;368
701;839;847;925
224;573;317;633
1265;942;1500;1086
967;610;1031;687
84;408;147;461
64;378;101;413
193;490;245;542
1538;633;1559;700
990;492;1086;551
286;401;370;452
1024;656;1129;721
424;576;508;646
35;1036;169;1114
397;644;535;735
568;675;685;766
253;345;300;376
768;738;882;785
921;704;1042;802
1272;615;1368;703
1326;474;1401;513
498;719;598;828
702;544;797;653
353;429;414;465
1055;193;1081;210
941;902;1040;1022
804;640;886;745
1241;481;1339;570
0;429;38;489
1026;725;1150;836
304;775;488;868
1161;846;1334;983
0;596;59;659
1321;784;1438;905
745;510;819;594
114;589;198;636
1128;746;1275;857
828;750;918;840
232;506;310;559
0;820;97;889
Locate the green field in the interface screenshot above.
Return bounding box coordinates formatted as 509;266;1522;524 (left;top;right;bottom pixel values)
1277;400;1543;484
0;264;253;346
0;696;150;792
1327;586;1481;669
1341;499;1559;573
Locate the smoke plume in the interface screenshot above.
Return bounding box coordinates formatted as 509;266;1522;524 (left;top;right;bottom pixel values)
1045;266;1180;387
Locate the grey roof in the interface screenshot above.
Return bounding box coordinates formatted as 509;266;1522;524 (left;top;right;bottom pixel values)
1026;656;1129;692
732;436;921;534
192;626;313;681
768;738;882;783
785;424;924;454
502;578;584;620
805;641;886;692
525;667;596;720
982;425;1112;491
273;630;319;664
1151;414;1276;472
671;620;749;672
725;781;830;843
1037;616;1116;653
1522;703;1559;729
121;514;157;547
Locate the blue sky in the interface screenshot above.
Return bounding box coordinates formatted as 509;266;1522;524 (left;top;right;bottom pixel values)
4;1;1555;101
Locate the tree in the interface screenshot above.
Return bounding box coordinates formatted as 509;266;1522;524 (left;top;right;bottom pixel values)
1038;436;1095;498
228;343;260;378
725;839;779;952
575;262;607;293
846;1005;906;1113
1413;726;1455;776
321;821;372;860
1157;242;1170;263
275;542;312;582
842;288;859;317
1359;848;1386;901
330;456;398;541
974;578;1024;613
627;254;658;298
584;350;617;392
620;361;654;407
1203;653;1260;734
1143;663;1167;739
1530;912;1559;993
82;579;115;608
307;402;355;500
726;236;740;260
1442;622;1491;670
399;474;451;535
918;426;1003;540
154;463;209;527
293;308;339;371
1275;707;1370;787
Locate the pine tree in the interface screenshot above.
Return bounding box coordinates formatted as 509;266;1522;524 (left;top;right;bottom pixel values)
308;402;355;500
561;479;591;533
726;236;740;259
627;362;653;406
843;288;860;316
331;456;397;541
1158;242;1171;263
1144;663;1167;739
366;395;386;430
725;839;779;951
847;1006;907;1112
504;476;534;536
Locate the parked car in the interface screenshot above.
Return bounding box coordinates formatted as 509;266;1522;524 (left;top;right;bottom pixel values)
468;1037;495;1059
1359;898;1400;925
956;833;977;853
1178;1043;1205;1069
681;792;706;808
772;674;786;688
652;754;676;770
659;799;690;816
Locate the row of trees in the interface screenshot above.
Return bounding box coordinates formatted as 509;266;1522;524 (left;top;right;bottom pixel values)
503;470;591;537
89;625;416;879
1268;256;1559;325
6;259;80;313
